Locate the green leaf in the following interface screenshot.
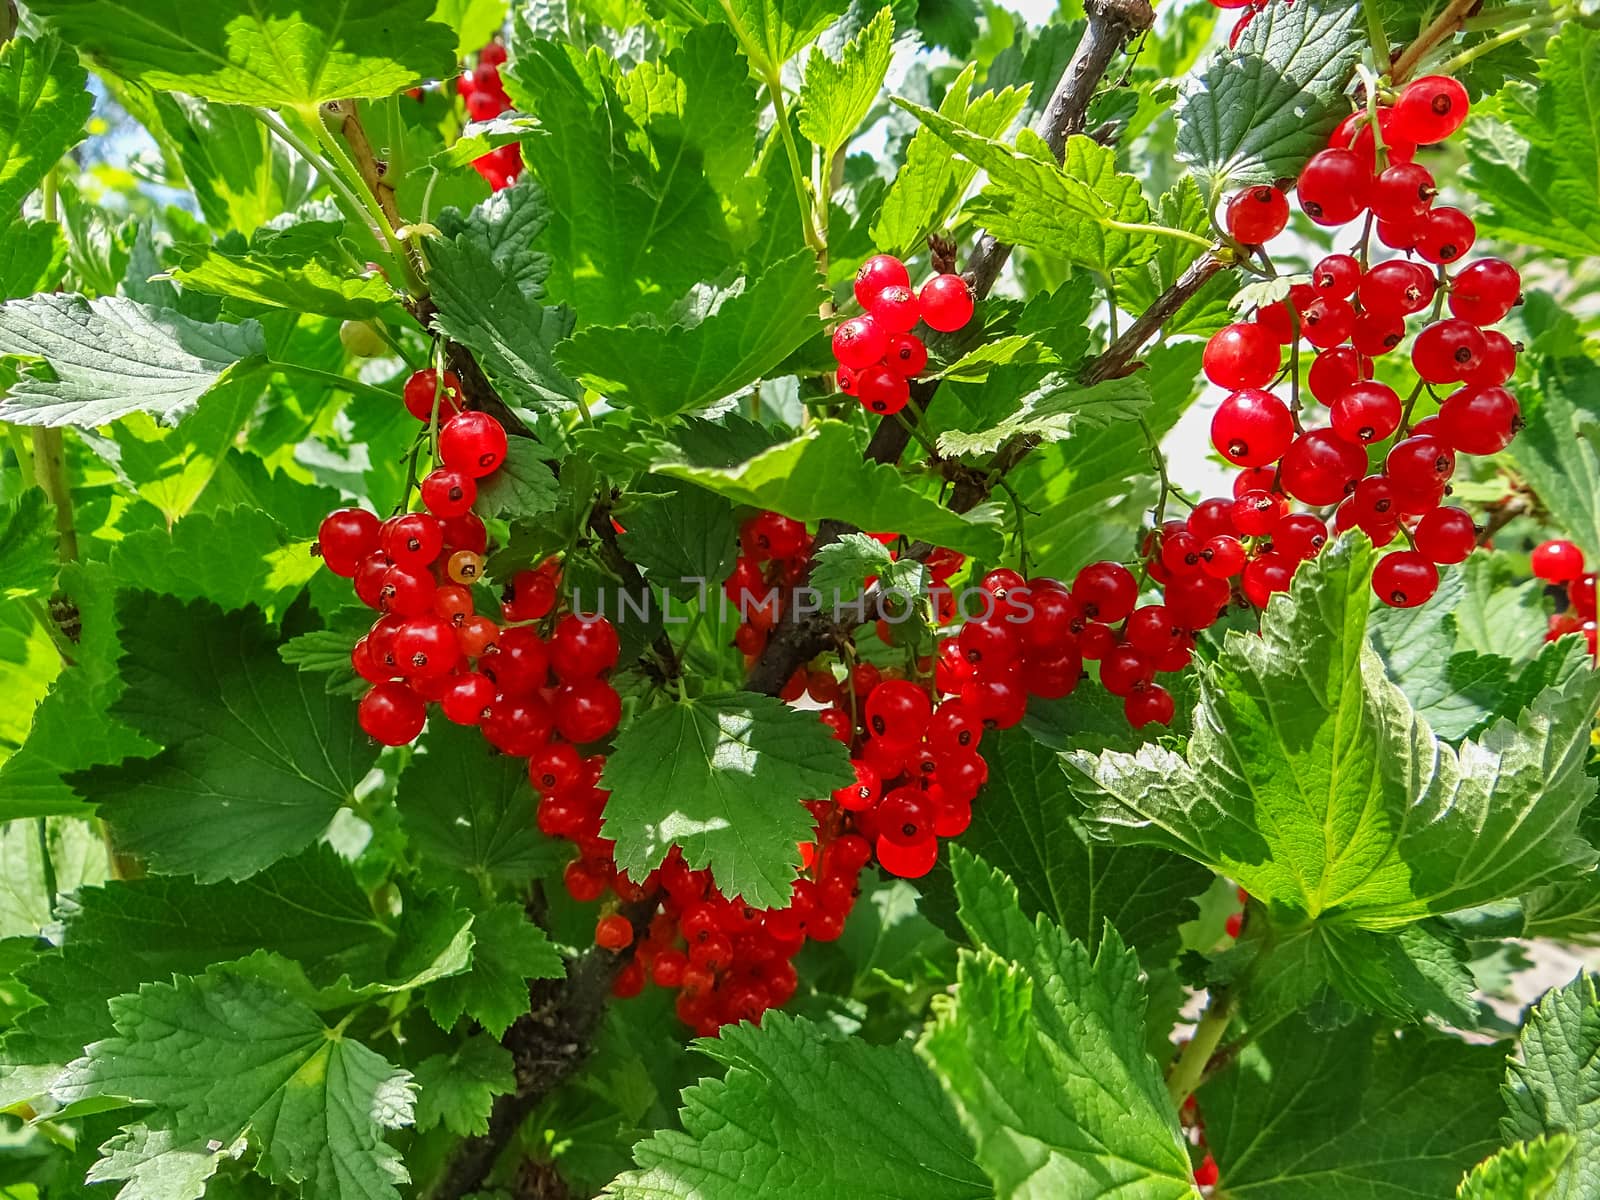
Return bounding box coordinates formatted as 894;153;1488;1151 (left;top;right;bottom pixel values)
0;817;107;938
599;692;854;907
872;63;1029;259
1463;27;1600;259
432;174;552;299
1458;1137;1575;1200
28;0;456;108
1503;974;1600;1200
434;0;511;53
605;1012;989;1199
76;593;380;882
424;902;562;1037
894;100;1160;273
413;1036;515;1138
926;851;1200;1199
0;294;265;429
395;720;559;884
712;0;852;78
1174;0;1363;199
53;970;415;1200
937;374;1149;458
0;36;92;220
433;112;543;169
0;220;67;300
473;437;559;521
504;37;742;326
936;334;1058;385
1067;535;1600;927
616;483;740;603
921;734;1210;959
1506;355;1600;562
1112;176;1238;339
168;248;396;321
1201;1017;1505;1198
278;622;366;697
807;531;896;603
556;250;825;423
799;8;894;160
428;229;580;419
656;420;1007;560
0;489;55;601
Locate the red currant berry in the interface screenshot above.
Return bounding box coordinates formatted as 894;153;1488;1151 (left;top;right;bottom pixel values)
1231;490;1284;537
438;672;494;725
927;699;985;760
1373;550;1440;608
1070;561;1138;624
1311;253;1361;298
1414;506;1477;564
379;564;438;617
1437;385;1520;455
420;467;477;518
1204;323;1280;390
867;284;920;333
1391;75;1471;145
1099;645;1154;698
481;625;550;696
1125;684;1175;730
1532;540;1586;584
439;411;508;478
394;616;462;678
1369;161;1436;225
505;569;558;622
596;913;633;950
1448;258;1521;327
1412;319;1487;384
1570;573;1597;618
1415;206;1476;265
875;832;937;879
359;682;427;745
382;512;444;569
1308;346;1373;405
441;512;488;555
835;364;859;394
1187;497;1235;541
1360;261;1435;317
481;695;554;756
550;613;620;680
854;254;910;308
1351;308;1407;357
1297;149;1371;226
832;315;887;369
1126;605;1182;658
317;508;380;576
1385;433;1456;500
555;678;622;743
1194;1155;1220;1189
1225;185;1289;244
1329;107;1416;170
1274;512;1330;562
856;364;909;414
1330;381;1402;446
1241;551;1295;608
884;332;928;376
1465;330;1519;388
354;553;392;609
1203;534;1247;578
402;368;464;422
1280;428;1367;507
865;679;932;743
1299;297;1355;349
918;274;974;332
1211;389;1294;468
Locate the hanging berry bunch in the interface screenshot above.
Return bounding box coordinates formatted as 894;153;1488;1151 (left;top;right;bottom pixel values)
1534;540;1599;658
831;253;975;415
1200;73;1521;613
455;41;523;191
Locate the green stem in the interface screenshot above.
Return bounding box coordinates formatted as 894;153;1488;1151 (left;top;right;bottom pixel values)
895;403;941;460
1166;990;1235;1107
35;819;56;918
308;109;426;297
1140;417;1174;526
997;478;1030;573
268;360;401;405
763;73;823;254
1437;21;1538;76
1102;219;1214;253
1361;0;1392;71
1357;64;1389;172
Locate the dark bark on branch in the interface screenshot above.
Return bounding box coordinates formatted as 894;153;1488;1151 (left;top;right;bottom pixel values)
744;0;1156;696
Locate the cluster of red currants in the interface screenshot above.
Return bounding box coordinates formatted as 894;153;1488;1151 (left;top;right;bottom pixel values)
1179;1093;1222;1191
724;511;816;662
455;41;523;190
1533;540;1599;658
1205;73;1521;610
830;253;975;416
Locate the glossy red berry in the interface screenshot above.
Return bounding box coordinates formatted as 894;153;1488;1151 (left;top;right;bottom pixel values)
359;682;427;745
865;679;932;744
1308;346;1372;405
505;569;558;622
1437;386;1520;455
440;672;496;725
1448;259;1521;326
1415;206;1476;265
1465;331;1519;388
1386;434;1457;494
1532;540;1586;584
1373;550;1440;608
1231;490;1284;537
854;254;910;308
596;913;633;950
317;508;380;576
918;273;974;331
856;364;909;414
1573;573;1598;618
1070;561;1138;624
394;616;461;678
554;678;622;743
550;614;620;680
481;625;549;696
1225;185;1289;244
867;284;920;333
1299;297;1355;349
1412;319;1488;384
402;368;464;422
379;564;438;617
481;696;554;756
1329;107;1416;170
1369;162;1436;225
382;512;444;569
1279;428;1366;507
1274;512;1329;562
884;332;928;376
439;411;508;477
1211;389;1294;468
420;467;477;518
1351;308;1406;358
1330;381;1402;446
1311;254;1361;299
1125;684;1175;730
1204;323;1280;390
1242;551;1295;608
1099;646;1154;698
1195;1155;1220;1189
1360;261;1435;317
831;315;887;370
835;365;858;394
1391;75;1471;145
1297;149;1371;226
1414;507;1477;564
1203;534;1247;578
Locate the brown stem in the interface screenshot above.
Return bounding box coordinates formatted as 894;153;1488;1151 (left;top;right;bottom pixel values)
588;498;683;687
744;0;1155;695
1390;0;1482;84
322;98;429;288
